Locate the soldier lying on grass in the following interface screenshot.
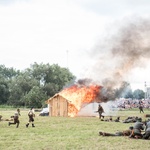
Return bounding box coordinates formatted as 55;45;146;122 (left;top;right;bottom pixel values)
99;126;133;136
129;118;145;139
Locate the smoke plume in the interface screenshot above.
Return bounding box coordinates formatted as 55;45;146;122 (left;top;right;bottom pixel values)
83;17;150;101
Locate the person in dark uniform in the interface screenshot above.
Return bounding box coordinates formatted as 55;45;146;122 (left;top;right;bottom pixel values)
97;104;104;120
8;110;20;128
99;126;133;136
142;120;150;139
26;107;35;128
139;104;144;113
123;116;139;123
129;118;145;139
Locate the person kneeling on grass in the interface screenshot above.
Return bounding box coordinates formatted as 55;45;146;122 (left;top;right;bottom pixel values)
129;118;145;139
26;107;35;128
8;111;20;128
99;126;133;136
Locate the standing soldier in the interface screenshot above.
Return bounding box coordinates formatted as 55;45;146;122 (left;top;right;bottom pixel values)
26;107;35;128
139;104;144;113
97;104;104;120
8;110;20;128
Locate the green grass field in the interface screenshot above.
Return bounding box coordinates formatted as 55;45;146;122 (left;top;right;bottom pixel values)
0;108;150;150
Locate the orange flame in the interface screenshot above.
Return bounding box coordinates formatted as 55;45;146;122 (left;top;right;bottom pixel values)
60;85;101;117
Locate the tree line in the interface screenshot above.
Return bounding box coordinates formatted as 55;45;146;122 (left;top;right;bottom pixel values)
0;63;145;108
0;63;75;108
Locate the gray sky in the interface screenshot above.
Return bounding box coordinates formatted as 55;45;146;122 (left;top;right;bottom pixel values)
1;0;150;90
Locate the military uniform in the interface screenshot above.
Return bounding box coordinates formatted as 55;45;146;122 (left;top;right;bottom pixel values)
129;119;144;139
139;105;144;113
143;121;150;139
97;104;104;119
8;112;20;128
17;108;21;116
123;116;138;123
99;126;133;136
26;107;35;128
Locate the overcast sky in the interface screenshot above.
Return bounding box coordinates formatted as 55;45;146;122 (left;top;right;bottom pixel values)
1;0;150;90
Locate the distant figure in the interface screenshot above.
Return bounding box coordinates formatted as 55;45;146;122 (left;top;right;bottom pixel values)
97;104;104;120
17;108;21;116
26;107;35;128
114;116;120;122
8;110;20;128
123;116;139;123
104;116;113;122
139;104;144;113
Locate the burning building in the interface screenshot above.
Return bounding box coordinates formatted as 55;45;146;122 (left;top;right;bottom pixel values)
46;83;102;117
46;17;150;117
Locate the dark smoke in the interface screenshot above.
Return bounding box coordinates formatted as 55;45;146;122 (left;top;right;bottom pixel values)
76;78;116;102
83;17;150;101
93;19;149;80
77;78;96;86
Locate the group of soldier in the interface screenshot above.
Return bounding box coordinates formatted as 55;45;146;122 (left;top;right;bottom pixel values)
1;103;150;140
99;117;150;140
97;103;150;140
7;107;35;128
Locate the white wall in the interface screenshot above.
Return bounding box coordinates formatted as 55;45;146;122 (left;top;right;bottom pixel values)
77;101;119;117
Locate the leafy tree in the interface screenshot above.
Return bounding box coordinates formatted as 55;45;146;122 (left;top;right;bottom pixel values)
6;63;75;107
0;77;10;104
22;86;48;108
0;65;20;79
133;89;145;99
0;65;20;104
8;72;39;106
28;63;75;97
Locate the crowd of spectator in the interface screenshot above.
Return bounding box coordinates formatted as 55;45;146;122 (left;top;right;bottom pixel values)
114;98;150;109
